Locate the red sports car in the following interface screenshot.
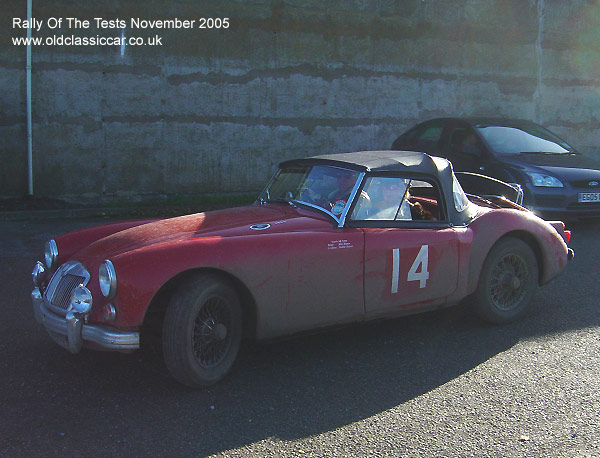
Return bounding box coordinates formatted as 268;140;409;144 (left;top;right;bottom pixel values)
31;151;573;387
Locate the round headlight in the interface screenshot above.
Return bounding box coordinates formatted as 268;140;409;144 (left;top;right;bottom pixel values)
44;239;58;269
70;285;93;314
32;261;46;287
99;260;117;299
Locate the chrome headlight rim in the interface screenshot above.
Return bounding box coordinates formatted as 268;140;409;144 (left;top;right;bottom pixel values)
99;260;117;299
44;239;58;269
525;172;564;188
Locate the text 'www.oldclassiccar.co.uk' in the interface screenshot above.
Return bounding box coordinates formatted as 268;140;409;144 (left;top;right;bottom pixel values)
12;16;230;47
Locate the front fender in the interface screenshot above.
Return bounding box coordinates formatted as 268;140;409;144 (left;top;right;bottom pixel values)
102;234;292;333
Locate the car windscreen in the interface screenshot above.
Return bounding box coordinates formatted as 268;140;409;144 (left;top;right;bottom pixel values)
475;123;573;155
260;165;361;218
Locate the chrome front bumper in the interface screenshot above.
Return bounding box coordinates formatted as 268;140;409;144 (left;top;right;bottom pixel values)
32;287;139;353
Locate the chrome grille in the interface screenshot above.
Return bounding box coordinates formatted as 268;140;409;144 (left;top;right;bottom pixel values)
43;261;90;315
49;274;85;310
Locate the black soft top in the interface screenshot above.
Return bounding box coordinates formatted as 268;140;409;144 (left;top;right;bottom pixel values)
279;150;478;226
280;150;448;174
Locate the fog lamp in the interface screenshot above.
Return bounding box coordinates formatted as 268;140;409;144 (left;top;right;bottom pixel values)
70;285;93;314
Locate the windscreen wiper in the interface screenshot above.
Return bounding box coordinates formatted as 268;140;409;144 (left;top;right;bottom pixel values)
519;151;574;155
264;193;298;207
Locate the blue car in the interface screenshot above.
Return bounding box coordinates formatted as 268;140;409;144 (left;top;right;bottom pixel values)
392;118;600;219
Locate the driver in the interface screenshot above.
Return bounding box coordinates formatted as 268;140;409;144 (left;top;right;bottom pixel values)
327;171;359;215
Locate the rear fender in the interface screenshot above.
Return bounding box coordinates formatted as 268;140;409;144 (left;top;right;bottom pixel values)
464;209;569;295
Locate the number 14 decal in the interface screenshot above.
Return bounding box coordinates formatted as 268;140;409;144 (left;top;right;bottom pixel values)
391;245;429;293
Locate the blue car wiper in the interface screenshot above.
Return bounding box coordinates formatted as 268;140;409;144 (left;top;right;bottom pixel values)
519;151;575;155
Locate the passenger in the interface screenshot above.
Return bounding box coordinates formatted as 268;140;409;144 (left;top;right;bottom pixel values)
377;182;411;220
355;180;409;220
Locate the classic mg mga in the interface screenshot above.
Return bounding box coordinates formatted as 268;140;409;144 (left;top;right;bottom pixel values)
31;151;573;387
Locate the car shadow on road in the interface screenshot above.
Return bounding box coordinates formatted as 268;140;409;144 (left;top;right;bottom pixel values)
14;277;596;457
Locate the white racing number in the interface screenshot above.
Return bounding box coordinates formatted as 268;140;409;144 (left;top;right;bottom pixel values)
391;245;430;293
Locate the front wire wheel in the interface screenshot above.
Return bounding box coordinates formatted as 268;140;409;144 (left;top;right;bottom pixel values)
192;296;234;369
474;237;539;324
162;274;242;388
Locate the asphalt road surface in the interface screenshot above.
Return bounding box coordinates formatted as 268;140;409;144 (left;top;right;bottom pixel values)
1;217;599;457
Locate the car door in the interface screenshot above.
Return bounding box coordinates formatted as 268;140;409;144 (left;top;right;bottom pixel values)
363;227;459;314
442;121;512;182
348;175;459;315
283;228;365;332
442;121;487;172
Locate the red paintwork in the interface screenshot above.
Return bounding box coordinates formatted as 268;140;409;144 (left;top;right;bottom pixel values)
364;227;459;314
54;219;160;267
53;201;570;340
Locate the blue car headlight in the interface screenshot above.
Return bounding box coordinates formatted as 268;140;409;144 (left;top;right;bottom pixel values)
525;172;564;188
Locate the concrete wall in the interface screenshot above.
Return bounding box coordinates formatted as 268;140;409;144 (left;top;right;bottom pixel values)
2;0;600;201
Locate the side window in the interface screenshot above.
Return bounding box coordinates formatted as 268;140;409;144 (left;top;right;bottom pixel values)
407;180;443;221
447;128;483;157
413;121;444;151
352;177;410;221
452;174;470;212
351;177;443;222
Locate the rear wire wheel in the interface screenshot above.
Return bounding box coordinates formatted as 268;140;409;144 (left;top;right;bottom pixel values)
473;237;539;324
162;274;242;387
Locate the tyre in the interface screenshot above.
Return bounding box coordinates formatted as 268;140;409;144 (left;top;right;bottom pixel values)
473;237;539;324
162;274;242;388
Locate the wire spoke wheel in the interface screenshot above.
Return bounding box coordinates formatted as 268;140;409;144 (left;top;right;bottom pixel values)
474;237;538;324
163;275;242;388
488;253;529;311
192;296;233;368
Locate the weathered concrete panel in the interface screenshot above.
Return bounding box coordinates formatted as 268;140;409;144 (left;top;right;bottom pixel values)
0;125;28;194
1;0;599;200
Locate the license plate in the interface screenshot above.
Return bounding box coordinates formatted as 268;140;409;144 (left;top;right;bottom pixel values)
578;192;600;203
